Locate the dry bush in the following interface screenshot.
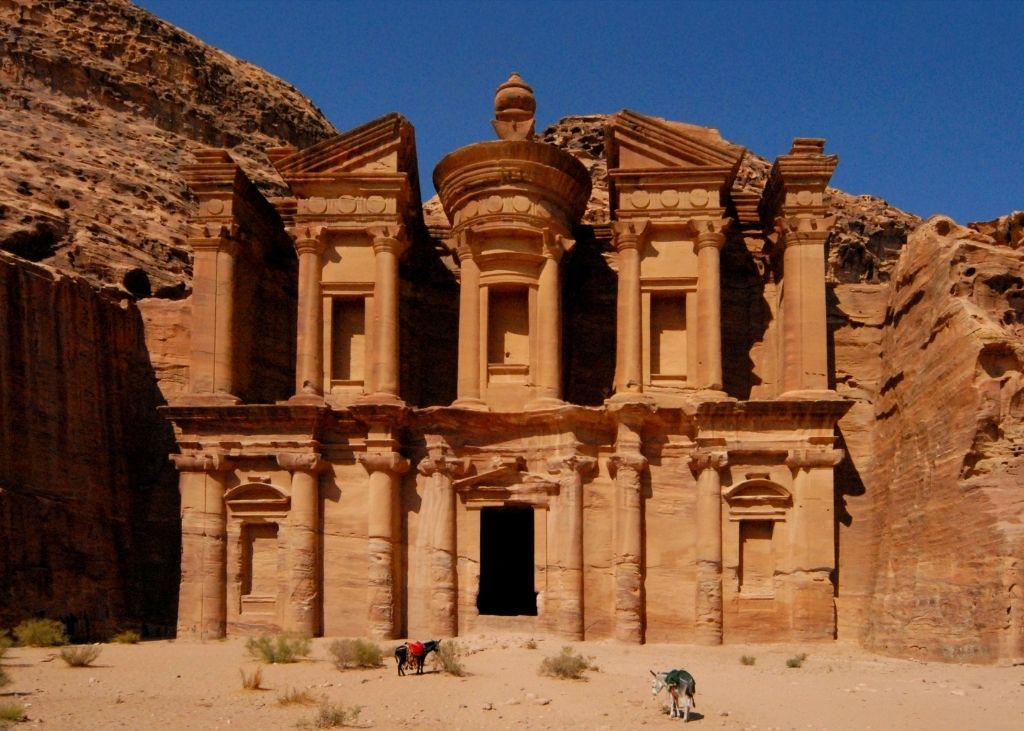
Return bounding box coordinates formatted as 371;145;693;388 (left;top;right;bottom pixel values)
786;653;808;668
246;634;311;664
239;666;263;690
13;619;68;647
433;640;466;676
277;687;318;706
112;630;140;644
59;645;102;667
299;701;362;728
0;701;26;724
740;655;756;666
328;638;383;669
539;646;589;680
523;638;538;650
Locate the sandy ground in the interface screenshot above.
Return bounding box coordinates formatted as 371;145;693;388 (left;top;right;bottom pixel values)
2;635;1022;730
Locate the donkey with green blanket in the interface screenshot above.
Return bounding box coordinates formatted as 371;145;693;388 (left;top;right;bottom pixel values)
650;668;697;721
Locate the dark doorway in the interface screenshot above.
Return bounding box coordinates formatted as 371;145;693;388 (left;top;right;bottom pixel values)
477;505;537;616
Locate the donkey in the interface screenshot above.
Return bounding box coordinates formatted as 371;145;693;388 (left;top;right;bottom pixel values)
650;669;697;721
395;639;440;676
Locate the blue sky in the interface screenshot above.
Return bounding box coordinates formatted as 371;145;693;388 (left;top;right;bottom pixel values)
135;0;1023;222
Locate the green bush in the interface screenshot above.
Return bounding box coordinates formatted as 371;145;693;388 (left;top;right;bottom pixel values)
786;652;808;668
299;701;362;728
59;645;102;667
328;638;383;669
740;655;756;666
245;634;311;664
539;646;589;680
13;619;68;647
112;630;140;644
433;640;466;676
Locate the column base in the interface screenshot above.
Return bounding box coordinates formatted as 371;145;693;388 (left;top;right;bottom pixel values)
286;393;325;405
356;391;406;407
524;396;565;411
451;397;489;411
605;392;655;407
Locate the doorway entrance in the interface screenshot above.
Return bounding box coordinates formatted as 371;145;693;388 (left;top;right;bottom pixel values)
477;505;537;616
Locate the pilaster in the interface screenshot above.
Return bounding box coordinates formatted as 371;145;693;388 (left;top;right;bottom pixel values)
360;225;408;405
276;451;327;636
290;231;326;402
547;454;598;640
688;449;729;645
612;220;648;398
693;218;730;391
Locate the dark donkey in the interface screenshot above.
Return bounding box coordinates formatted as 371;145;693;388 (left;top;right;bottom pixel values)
395;640;440;676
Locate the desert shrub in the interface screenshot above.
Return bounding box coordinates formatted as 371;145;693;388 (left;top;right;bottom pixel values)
433;640;466;676
328;638;383;670
246;634;311;664
539;646;589;680
740;655;756;666
277;687;318;706
13;619;68;647
299;701;362;728
240;666;263;690
523;638;538;650
786;653;808;668
0;701;25;724
59;645;102;667
112;630;140;644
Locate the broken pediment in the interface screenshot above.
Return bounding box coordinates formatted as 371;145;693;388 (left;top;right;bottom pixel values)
270;113;419;180
224;482;291;513
606;110;745;174
452;456;559;508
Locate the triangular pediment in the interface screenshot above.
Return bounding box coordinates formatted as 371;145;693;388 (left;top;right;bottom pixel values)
607;110;744;173
272;113;417;178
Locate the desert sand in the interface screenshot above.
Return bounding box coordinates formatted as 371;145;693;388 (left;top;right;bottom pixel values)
2;634;1022;730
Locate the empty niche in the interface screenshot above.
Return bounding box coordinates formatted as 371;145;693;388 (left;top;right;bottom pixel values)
331;298;366;383
738;520;774;596
242;523;279;600
650;293;686;380
488;287;529;379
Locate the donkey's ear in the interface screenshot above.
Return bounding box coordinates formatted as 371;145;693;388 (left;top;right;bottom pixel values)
650;670;657;677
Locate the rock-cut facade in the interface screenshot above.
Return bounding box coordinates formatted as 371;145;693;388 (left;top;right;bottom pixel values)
163;75;850;644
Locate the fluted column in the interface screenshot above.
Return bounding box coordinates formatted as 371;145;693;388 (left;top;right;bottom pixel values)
454;241;487;409
363;226;407;404
695;219;727;391
359;450;410;639
417;438;466;636
292;234;325;400
277;452;325;636
689;449;729;645
548;455;597;640
612;220;648;396
786;447;842;639
172;453;234;640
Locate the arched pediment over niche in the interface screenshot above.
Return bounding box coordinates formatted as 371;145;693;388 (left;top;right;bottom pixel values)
724;479;791;520
225;482;290;514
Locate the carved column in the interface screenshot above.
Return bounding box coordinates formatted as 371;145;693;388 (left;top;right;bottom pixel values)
785;447;843;639
779;220;831;393
695;219;728;391
454;241;487;409
213;238;238;396
292;234;325;400
359;450;410;639
172;453;234;640
189;235;239;400
549;455;597;640
689;449;729;645
277;452;325;636
613;220;648;396
417;438;466;636
529;247;563;408
364;226;407;403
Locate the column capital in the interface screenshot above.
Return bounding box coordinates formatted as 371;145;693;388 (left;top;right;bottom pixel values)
773;215;835;247
293;235;325;256
548;454;598;477
418;436;468;478
608;452;648;477
276;452;327;473
692;217;732;251
368;224;408;256
612;219;649;251
360;451;410;476
170;452;235;473
786;447;844;470
687;449;729;474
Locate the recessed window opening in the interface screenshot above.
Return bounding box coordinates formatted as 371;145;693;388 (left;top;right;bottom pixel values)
487;288;529;366
477;505;537;616
331;298;365;382
738;520;774;596
650;293;686;378
241;522;279;597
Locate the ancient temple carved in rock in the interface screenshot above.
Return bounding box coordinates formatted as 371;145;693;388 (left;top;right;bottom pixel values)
163;74;849;644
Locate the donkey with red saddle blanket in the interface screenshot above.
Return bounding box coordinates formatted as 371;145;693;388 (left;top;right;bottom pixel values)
395;639;440;676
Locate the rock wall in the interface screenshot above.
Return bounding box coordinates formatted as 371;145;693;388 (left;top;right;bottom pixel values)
859;217;1024;663
0;252;178;638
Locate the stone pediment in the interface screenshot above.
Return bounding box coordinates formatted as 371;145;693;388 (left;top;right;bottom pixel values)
452;457;559;508
607;110;744;174
271;113;418;180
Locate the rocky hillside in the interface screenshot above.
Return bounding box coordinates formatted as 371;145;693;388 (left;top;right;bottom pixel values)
0;0;335;295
